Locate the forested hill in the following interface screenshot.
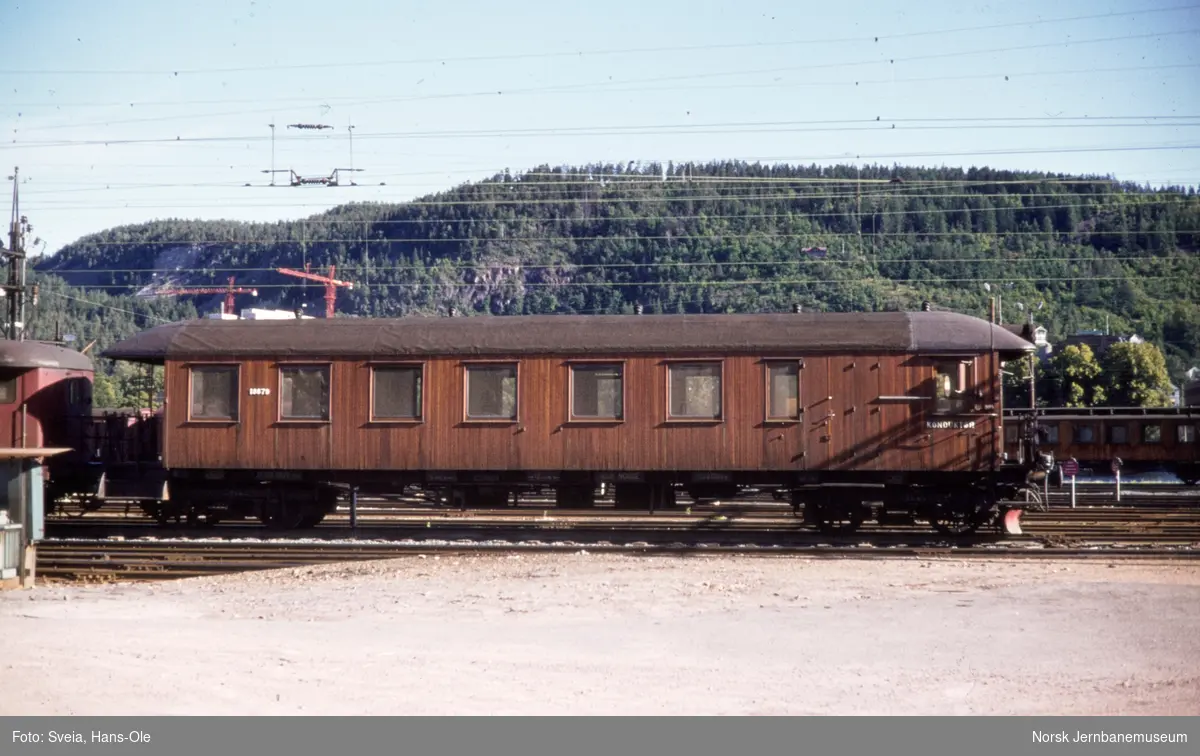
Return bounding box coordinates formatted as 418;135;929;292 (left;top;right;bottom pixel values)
30;161;1200;381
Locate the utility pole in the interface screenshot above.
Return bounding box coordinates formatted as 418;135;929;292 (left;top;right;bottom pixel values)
1028;310;1037;410
3;167;29;341
855;164;862;257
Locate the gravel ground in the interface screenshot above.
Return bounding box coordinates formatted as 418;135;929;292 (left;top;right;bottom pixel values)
2;554;1198;716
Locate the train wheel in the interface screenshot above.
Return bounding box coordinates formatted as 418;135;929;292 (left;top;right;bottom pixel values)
613;483;650;510
805;494;864;535
260;508;304;530
815;509;864;535
929;492;989;536
930;508;982;536
555;485;596;509
296;502;329;529
296;513;325;528
296;489;338;528
259;494;304;530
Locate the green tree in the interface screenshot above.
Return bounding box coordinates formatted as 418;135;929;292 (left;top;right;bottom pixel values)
1053;344;1106;407
23;160;1200;378
92;361;164;409
91;369;120;409
1102;341;1173;407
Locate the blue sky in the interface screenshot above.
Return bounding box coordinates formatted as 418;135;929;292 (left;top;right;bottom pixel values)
3;0;1199;253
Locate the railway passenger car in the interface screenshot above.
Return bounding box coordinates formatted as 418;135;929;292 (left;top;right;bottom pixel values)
1004;407;1200;484
103;310;1043;534
0;340;98;502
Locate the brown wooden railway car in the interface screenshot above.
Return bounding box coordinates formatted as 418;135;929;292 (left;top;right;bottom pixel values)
105;311;1038;533
1004;408;1200;484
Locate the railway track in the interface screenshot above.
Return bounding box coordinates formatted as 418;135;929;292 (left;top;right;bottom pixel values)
33;539;1200;583
34;505;1200;583
44;506;1200;535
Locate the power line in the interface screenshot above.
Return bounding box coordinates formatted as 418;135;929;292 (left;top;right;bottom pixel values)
19;117;1200;142
22;178;1200;211
6;5;1196;76
57;275;1192;292
34;222;1200;252
40;255;1199;277
9;62;1198;114
11;116;1200;148
38;290;174;323
18;175;1138;193
16;78;1200;131
18;182;1155;202
5;29;1198;146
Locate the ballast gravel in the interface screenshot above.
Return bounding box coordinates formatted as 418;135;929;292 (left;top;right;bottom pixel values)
2;554;1197;715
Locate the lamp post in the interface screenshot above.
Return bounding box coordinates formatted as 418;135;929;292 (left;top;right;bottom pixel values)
1012;300;1045;410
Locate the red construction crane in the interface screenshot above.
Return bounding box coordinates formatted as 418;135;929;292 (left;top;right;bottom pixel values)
275;263;355;318
158;277;258;316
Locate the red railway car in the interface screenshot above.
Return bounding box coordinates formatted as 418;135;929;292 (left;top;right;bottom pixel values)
103;310;1043;534
0;340;97;501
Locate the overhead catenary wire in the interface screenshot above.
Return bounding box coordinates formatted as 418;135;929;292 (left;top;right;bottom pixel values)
5;26;1199;144
15;103;1200;135
10;62;1200;113
10;117;1200;149
38;290;175;323
4;15;1196;76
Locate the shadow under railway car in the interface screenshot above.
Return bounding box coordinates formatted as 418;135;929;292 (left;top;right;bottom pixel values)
1003;407;1200;485
102;310;1044;535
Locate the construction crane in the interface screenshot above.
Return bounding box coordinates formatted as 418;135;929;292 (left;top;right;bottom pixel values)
158;277;259;316
275;263;354;318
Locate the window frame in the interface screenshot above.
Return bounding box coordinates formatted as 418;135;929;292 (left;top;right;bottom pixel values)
1074;424;1096;445
1142;423;1162;444
762;358;803;424
1041;422;1060;446
1179;424;1197;444
1107;423;1128;445
664;358;725;424
67;377;86;407
0;371;18;406
462;360;520;424
276;362;333;424
368;362;426;424
566;359;626;424
185;362;241;424
930;357;975;416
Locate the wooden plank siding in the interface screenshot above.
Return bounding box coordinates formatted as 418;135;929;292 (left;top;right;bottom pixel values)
163;351;1006;473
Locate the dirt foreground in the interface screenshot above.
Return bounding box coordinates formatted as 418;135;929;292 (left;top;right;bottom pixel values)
3;553;1198;715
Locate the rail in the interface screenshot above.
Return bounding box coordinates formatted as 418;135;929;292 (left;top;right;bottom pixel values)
1;524;22;580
